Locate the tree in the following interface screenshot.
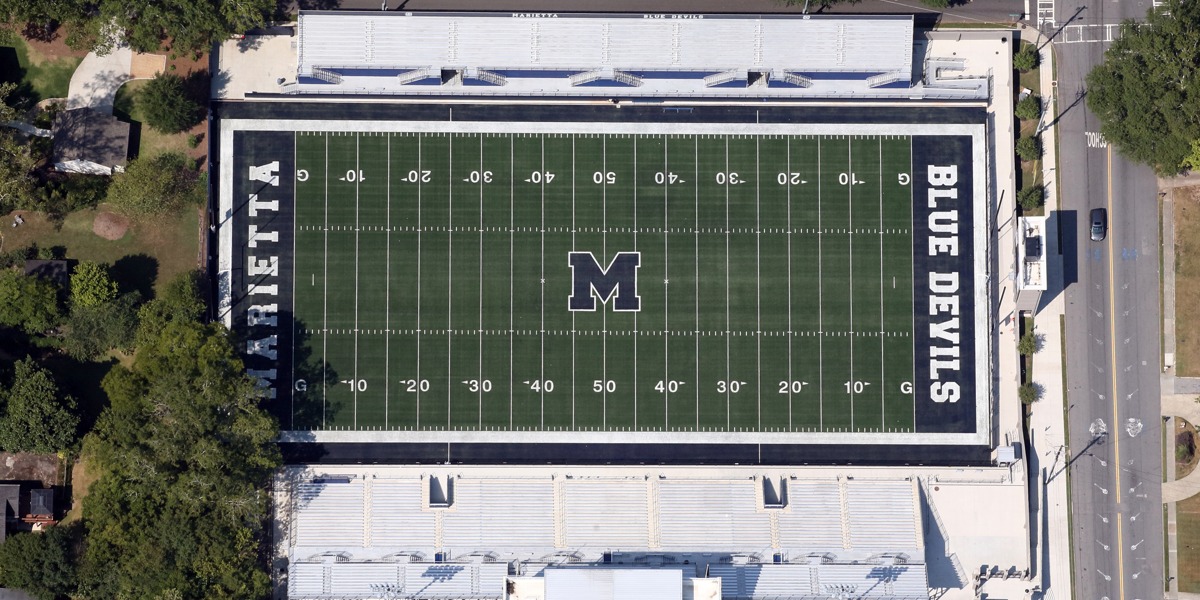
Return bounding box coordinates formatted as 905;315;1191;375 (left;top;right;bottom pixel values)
920;0;952;7
1018;330;1038;355
0;270;62;334
62;292;140;359
95;0;273;54
135;271;205;347
71;261;119;308
1013;43;1040;72
1016;135;1042;161
106;152;201;217
1019;382;1040;404
140;74;201;134
1018;185;1044;211
1086;0;1200;174
78;317;280;599
0;524;79;600
0;357;80;453
1015;94;1042;121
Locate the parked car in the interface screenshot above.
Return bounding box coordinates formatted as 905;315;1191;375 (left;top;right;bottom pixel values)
1090;208;1107;241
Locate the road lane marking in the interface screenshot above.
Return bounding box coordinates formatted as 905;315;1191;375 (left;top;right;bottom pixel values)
1106;145;1126;600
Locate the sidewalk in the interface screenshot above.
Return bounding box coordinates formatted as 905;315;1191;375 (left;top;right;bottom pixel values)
1018;24;1074;600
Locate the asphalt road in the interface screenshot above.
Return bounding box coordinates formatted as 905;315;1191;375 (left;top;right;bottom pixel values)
1053;0;1165;599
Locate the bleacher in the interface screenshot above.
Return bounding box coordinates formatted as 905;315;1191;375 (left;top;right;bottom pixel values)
289;560;508;600
441;480;556;548
657;480;772;550
370;480;437;548
294;481;365;547
844;481;921;550
562;480;649;547
774;481;845;549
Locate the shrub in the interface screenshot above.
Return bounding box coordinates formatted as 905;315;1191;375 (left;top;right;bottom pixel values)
1018;383;1040;404
1016;135;1042;161
106;152;202;217
1014;43;1040;72
1018;185;1045;211
1015;94;1042;121
1018;330;1038;355
140;74;202;134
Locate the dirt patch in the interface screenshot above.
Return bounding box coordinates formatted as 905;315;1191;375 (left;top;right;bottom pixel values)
1175;186;1200;375
60;454;98;525
20;32;88;62
130;52;167;79
1179;417;1200;479
92;211;129;240
0;452;61;487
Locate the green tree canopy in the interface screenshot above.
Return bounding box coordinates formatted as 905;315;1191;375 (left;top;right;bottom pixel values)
63;292;140;359
1086;0;1200;174
0;269;62;334
1013;43;1040;72
1016;136;1042;161
79;317;280;598
0;524;79;600
1015;94;1041;121
140;74;202;134
71;261;119;308
0;357;80;453
106;152;201;217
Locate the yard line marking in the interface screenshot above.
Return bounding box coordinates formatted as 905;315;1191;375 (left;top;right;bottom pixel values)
878;138;885;429
322;132;329;428
602;134;608;429
786;137;793;430
817;136;823;429
909;136;917;430
509;136;515;430
478;135;485;428
847;138;854;431
694;135;700;430
385;133;391;428
660;135;668;430
724;136;731;429
447;133;454;430
541;135;547;429
416;134;423;429
633;136;641;429
353;133;361;428
290;133;298;430
569;135;574;429
755;135;762;430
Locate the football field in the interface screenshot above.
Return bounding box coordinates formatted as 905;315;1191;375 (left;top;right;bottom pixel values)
287;130;920;433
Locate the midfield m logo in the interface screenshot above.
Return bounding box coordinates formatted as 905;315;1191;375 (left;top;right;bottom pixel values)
568;251;641;312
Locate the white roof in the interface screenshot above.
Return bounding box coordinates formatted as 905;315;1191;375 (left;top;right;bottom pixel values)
297;12;914;74
544;568;683;600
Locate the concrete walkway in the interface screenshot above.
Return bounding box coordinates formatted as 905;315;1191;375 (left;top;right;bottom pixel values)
1163;395;1200;503
1017;24;1073;600
66;44;133;113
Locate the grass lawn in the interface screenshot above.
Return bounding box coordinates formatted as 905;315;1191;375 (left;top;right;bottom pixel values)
1175;186;1200;376
60;454;100;525
0;36;83;103
1017;46;1042;98
114;79;201;160
0;205;200;298
1177;491;1200;592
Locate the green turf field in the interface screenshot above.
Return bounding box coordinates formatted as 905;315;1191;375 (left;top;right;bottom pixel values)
290;130;916;433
